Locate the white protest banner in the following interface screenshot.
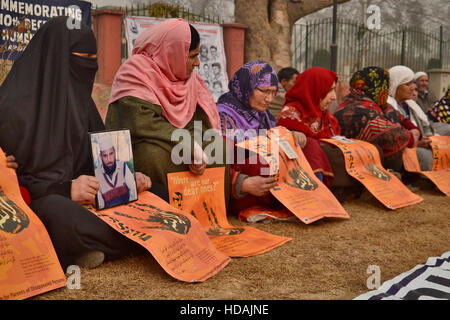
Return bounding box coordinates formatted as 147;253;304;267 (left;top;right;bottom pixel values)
124;16;228;102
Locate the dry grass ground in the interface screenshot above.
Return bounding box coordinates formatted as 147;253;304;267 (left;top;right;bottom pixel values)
34;187;449;300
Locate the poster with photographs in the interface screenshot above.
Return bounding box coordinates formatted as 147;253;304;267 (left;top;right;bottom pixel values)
89;129;138;210
125;16;228;102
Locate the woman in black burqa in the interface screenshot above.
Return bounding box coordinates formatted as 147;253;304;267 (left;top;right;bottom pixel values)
0;16;166;269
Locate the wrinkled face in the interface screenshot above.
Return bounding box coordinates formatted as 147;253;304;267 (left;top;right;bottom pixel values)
319;83;337;111
185;45;200;79
396;80;414;103
249;86;277;112
100;147;116;169
281;73;298;92
417;75;429;92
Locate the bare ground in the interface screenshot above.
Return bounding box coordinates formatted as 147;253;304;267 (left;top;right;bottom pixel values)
34;187;450;300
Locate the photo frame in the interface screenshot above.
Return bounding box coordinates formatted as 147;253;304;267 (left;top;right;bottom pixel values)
89;129;138;210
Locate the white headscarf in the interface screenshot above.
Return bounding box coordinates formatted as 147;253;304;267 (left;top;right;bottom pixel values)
388;65;415;97
387;65;431;128
414;71;428;81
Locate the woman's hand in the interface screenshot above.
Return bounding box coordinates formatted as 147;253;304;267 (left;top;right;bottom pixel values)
6;155;18;170
71;175;99;205
189;141;208;175
410;129;421;147
241;175;278;197
136;172;152;193
291;131;307;148
417;137;432;148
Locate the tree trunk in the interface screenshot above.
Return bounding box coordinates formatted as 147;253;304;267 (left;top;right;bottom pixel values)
235;0;350;71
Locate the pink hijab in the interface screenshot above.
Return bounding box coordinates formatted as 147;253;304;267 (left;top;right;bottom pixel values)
109;19;220;129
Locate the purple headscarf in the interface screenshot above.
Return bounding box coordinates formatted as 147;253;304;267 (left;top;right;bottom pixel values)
217;60;278;142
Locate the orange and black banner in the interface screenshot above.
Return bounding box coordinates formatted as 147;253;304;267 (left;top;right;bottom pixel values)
85;191;231;283
402;136;450;196
0;148;66;300
237;127;349;224
167;167;291;257
322;137;423;209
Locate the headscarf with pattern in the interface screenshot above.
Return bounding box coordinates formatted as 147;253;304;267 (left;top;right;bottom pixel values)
428;85;450;124
217;60;278;141
334;66;411;160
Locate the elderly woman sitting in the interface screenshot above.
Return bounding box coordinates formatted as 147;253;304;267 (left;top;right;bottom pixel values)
334;66;417;172
277;67;364;200
217;60;307;215
388;66;433;171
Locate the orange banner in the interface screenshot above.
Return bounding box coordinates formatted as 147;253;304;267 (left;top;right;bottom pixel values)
237;127;349;224
85;191;230;282
402;137;450;196
430;136;450;171
322;137;423;209
167;167;291;257
0;149;66;300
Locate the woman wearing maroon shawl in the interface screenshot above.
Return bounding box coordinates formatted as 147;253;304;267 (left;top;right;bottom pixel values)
277;67;340;186
334;66;416;171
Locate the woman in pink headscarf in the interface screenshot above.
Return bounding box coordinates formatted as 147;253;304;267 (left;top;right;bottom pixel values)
106;19;222;193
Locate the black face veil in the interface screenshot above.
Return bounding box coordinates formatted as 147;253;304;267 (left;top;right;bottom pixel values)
0;16;105;199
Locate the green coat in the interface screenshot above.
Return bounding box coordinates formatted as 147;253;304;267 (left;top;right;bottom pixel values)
105;96;230;207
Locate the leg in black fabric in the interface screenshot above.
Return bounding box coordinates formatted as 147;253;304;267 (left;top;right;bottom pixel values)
30;194;144;270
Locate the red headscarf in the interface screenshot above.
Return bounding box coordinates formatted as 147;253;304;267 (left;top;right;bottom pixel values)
109;19;220;129
279;67;340;138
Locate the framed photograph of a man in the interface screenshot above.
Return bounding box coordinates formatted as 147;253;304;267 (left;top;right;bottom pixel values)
89;129;138;210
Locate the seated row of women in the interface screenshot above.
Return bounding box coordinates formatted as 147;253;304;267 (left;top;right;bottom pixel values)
1;17;447;270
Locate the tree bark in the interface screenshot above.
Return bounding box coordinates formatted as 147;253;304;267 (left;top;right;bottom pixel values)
235;0;350;71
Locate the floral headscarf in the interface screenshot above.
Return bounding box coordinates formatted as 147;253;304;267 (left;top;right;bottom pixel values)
350;66;390;109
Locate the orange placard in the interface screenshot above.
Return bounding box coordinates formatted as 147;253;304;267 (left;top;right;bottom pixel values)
402;139;450;196
323;138;423;209
85;192;230;282
167;167;292;257
0;149;66;300
430;136;450;171
238;127;349;224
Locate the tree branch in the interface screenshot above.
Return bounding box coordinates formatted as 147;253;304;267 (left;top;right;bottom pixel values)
287;0;351;25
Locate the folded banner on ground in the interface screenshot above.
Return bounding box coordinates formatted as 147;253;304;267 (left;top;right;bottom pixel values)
167;167;291;257
403;144;450;196
0;148;66;300
237;127;349;224
322;137;423;209
355;251;450;300
85;191;230;282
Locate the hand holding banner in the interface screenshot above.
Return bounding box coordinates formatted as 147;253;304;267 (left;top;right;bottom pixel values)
237;127;349;224
322;138;423;209
167;167;291;257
